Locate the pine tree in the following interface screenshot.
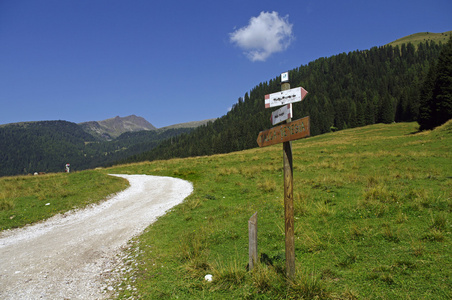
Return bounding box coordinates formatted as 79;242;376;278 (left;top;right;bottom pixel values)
379;95;395;124
433;38;452;126
418;37;452;130
418;66;436;130
356;101;366;127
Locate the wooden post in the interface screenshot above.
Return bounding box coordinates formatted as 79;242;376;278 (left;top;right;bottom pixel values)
258;73;309;278
248;212;258;270
282;81;295;279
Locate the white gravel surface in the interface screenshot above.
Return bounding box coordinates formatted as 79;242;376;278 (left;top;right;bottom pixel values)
0;174;193;299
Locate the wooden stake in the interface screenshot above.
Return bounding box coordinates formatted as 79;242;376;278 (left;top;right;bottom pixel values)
248;212;258;270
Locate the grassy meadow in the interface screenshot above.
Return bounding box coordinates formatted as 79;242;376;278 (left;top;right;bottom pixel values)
1;121;451;299
387;30;452;48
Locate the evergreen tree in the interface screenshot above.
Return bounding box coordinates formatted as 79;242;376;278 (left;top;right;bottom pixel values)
418;66;436;130
379;95;395;124
433;38;452;126
356;101;366;127
418;37;452;130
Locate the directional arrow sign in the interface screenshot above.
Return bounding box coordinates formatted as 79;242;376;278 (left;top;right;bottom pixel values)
265;87;308;108
257;116;310;147
271;103;292;126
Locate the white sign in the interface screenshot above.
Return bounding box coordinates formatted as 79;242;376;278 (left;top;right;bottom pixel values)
271;104;292;125
265;87;308;108
281;72;289;83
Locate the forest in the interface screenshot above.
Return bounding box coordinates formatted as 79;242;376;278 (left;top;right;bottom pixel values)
0;121;192;176
122;40;445;163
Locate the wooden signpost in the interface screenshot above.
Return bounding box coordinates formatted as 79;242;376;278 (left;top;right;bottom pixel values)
257;72;310;279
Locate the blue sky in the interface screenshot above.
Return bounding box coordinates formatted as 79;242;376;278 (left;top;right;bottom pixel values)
1;0;451;128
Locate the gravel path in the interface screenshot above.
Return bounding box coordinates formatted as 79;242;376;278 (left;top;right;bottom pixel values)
0;174;193;299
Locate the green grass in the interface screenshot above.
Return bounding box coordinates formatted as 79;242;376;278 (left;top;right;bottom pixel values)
0;171;129;230
102;121;451;299
1;121;451;299
386;30;452;48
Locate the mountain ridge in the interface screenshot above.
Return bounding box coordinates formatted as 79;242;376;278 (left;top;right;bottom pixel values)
77;115;218;140
78;115;156;140
158;118;217;131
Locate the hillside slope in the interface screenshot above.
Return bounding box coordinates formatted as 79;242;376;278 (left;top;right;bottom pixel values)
105;121;451;299
387;30;451;48
122;38;444;164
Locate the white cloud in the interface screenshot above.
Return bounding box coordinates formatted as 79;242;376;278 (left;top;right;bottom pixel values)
230;11;294;62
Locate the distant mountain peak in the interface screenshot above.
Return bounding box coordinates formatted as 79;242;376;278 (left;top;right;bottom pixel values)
79;115;156;140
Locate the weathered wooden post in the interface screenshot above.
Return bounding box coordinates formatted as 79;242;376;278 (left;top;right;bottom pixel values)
248;212;258;270
281;80;295;279
257;71;310;279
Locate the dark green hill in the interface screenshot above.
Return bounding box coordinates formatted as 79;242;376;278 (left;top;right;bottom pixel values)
122;39;444;163
0;121;96;175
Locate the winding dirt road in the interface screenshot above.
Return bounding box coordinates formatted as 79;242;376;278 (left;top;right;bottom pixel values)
0;174;193;299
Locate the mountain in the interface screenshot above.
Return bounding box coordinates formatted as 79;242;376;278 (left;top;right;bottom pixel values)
79;115;156;140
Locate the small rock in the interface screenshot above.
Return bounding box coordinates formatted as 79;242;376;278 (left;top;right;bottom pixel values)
204;274;213;282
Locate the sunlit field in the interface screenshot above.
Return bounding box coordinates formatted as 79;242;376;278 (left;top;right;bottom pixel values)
1;121;450;299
